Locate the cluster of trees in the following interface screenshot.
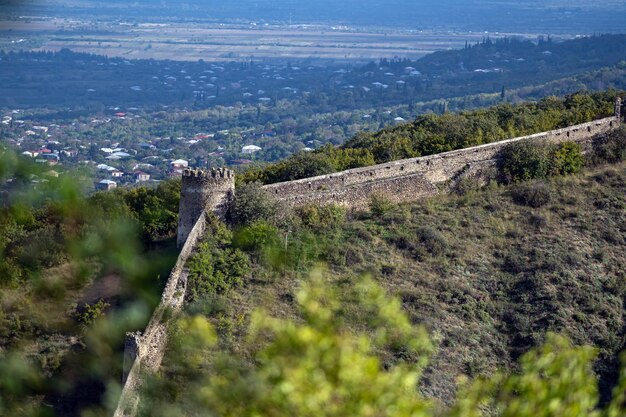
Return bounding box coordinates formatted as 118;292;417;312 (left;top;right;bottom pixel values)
241;91;620;184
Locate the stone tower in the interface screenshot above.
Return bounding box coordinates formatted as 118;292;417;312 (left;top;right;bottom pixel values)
616;97;622;121
177;168;235;247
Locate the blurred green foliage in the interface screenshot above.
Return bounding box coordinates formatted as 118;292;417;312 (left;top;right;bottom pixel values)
0;146;179;416
144;272;626;417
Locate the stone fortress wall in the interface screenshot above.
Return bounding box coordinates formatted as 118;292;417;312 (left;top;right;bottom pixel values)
115;169;234;417
115;103;622;417
263;116;620;209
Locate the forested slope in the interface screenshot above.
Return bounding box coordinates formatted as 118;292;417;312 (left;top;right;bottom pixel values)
241;90;619;184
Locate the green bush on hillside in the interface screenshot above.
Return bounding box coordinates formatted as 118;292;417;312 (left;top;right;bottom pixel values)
591;126;626;164
550;142;584;176
233;221;280;252
511;182;553;208
186;216;250;301
499;141;583;183
229;181;279;226
416;226;448;258
295;204;347;230
369;194;395;216
499;141;552;183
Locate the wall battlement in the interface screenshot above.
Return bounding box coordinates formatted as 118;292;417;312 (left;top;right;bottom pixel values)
182;167;234;180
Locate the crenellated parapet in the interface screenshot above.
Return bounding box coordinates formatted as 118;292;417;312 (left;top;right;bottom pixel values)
182;167;234;180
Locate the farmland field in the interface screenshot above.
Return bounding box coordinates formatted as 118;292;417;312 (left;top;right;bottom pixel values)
0;17;552;62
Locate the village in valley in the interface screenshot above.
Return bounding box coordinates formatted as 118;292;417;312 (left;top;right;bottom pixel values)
0;52;438;190
2;107;280;190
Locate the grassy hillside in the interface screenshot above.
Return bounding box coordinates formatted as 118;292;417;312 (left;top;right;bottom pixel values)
147;157;626;414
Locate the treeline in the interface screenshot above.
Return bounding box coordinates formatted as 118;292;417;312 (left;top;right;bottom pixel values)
240;91;620;184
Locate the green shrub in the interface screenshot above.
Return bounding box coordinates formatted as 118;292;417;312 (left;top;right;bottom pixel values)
369;194;395;217
187;242;249;301
0;261;21;287
500;140;584;183
296;204;346;230
550;142;584;176
229;181;278;226
590;126;626;164
511;182;553;208
499;141;551;183
415;226;448;258
186;219;250;301
233;221;281;254
454;176;483;196
73;299;110;326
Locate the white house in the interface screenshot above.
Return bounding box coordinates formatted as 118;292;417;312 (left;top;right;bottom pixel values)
242;145;262;154
170;159;189;173
170;159;188;168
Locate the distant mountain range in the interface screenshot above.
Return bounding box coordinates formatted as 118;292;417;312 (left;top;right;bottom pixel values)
4;0;626;34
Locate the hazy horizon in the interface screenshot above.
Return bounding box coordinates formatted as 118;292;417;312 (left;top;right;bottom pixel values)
3;0;626;34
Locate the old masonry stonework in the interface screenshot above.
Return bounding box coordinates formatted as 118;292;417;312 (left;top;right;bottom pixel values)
115;102;622;417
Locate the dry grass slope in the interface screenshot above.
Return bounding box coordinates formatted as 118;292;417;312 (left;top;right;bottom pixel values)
149;162;625;413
